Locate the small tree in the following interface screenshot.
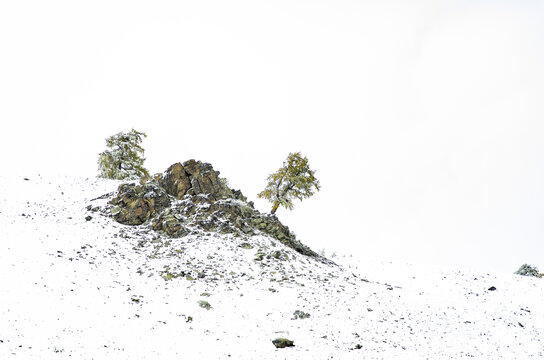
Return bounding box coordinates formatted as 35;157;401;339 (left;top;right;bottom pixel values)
258;152;320;214
98;129;150;180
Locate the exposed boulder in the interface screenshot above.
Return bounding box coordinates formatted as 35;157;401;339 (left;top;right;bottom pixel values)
272;338;294;348
159;160;239;201
159;162;192;199
108;181;171;225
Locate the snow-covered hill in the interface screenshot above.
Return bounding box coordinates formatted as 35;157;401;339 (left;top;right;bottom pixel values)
1;174;543;359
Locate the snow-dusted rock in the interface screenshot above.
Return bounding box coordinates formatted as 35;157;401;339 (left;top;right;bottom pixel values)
109;181;171;225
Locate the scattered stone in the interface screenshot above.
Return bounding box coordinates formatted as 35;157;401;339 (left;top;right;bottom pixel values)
272;338;294;348
86;205;99;212
198;300;211;310
85;215;92;221
488;286;497;291
292;310;310;320
267;250;289;261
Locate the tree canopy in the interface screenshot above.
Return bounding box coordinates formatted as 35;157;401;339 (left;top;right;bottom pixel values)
258;152;320;214
98;129;150;180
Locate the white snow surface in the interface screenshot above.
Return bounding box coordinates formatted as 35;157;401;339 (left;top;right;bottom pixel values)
1;174;543;359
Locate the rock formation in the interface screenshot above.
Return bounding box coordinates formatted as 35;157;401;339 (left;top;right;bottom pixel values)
106;159;319;258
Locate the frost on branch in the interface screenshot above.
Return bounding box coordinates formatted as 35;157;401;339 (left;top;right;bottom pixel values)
98;129;150;180
514;264;543;278
258;152;320;214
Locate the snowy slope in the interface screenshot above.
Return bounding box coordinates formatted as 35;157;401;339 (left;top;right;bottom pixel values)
1;174;543;359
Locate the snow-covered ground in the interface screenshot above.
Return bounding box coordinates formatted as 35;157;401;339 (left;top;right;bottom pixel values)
1;174;543;359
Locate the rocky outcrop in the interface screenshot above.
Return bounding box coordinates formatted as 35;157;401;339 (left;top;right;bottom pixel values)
160;160;244;201
109;181;171;225
104;160;318;258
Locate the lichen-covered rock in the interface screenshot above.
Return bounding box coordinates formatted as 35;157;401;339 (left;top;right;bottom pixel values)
159;160;235;201
159;162;192;199
150;209;190;237
109;181;171;225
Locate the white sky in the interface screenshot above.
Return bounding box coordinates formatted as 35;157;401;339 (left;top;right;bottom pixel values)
1;0;543;272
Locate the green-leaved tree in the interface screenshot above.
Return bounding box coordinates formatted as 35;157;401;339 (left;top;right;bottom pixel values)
98;129;150;180
258;152;320;214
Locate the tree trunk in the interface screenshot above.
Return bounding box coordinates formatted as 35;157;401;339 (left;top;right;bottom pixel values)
271;202;279;214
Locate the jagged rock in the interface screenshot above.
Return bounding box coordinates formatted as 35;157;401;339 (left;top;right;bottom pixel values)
108;181;171;225
159;160;235;201
159;162;192;199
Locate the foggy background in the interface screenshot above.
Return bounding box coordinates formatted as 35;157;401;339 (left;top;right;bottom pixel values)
1;0;543;272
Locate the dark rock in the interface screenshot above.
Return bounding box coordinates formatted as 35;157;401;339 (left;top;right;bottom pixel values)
488;286;497;291
85;215;92;221
272;338;294;348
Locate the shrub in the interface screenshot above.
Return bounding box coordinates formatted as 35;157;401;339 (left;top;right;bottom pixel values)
514;264;543;278
98;129;150;180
